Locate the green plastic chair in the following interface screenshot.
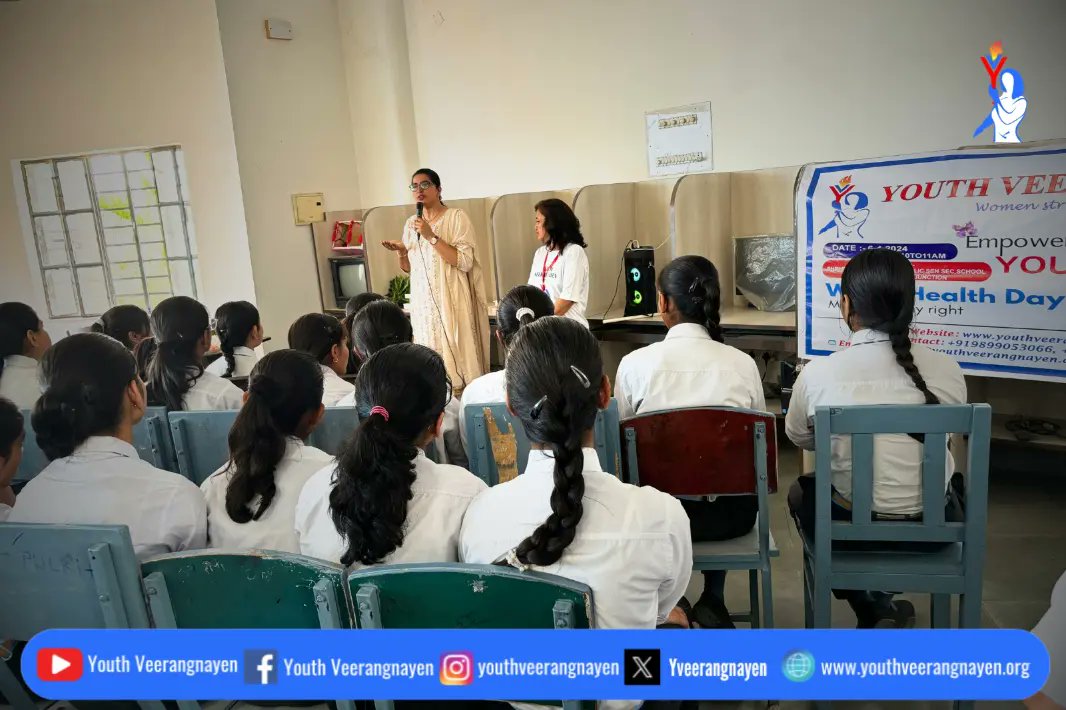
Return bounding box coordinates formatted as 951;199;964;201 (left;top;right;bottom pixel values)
803;404;991;710
0;523;163;710
464;399;621;485
348;563;595;710
141;550;353;710
620;406;779;628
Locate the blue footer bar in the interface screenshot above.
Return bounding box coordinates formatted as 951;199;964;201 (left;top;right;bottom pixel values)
24;629;1049;702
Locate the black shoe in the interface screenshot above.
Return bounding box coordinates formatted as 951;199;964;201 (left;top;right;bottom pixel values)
692;596;736;629
858;599;916;629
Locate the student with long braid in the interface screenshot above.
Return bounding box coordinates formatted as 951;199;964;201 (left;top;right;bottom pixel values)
785;248;967;628
461;318;692;633
615;255;766;629
295;343;486;566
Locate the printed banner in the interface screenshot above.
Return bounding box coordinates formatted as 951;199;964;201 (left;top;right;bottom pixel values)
796;143;1066;382
23;628;1048;702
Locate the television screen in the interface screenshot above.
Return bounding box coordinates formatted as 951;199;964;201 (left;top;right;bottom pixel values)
331;259;368;307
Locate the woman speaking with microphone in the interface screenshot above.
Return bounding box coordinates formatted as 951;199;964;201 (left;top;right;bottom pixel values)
381;169;489;393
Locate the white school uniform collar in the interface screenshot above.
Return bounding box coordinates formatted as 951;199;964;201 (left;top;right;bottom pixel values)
73;436;139;460
525;447;602;475
233;346;255;357
664;322;713;341
5;354;38;369
849;328;890;346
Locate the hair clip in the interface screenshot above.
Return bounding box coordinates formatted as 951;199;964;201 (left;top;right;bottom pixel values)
504;548;531;572
515;307;535;322
369;405;390;422
529;395;548;420
570;365;591;389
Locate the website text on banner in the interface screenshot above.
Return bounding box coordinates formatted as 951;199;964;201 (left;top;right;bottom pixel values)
795;143;1066;383
23;628;1048;703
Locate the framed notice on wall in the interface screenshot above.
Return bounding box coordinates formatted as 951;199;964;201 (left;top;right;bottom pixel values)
796;142;1066;383
645;102;712;178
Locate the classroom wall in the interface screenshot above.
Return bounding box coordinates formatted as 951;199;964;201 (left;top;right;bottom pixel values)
0;0;255;333
401;0;1066;199
215;0;361;344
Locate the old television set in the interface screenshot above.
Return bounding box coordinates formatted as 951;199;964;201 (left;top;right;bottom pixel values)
329;257;369;309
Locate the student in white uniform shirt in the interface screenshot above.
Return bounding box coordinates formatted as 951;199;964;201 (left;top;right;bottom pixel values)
288;312;354;407
90;304;150;351
527;199;590;328
0;302;51;411
339;300;467;467
8;333;206;558
460;318;693;636
0;399;23;521
615;255;766;629
1028;570;1066;710
459;284;554;453
143;296;244;411
341;292;386;376
295;343;486;566
785;248;967;629
206;300;263;378
201;350;331;553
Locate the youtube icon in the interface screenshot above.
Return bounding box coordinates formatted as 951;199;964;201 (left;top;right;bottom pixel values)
37;648;83;682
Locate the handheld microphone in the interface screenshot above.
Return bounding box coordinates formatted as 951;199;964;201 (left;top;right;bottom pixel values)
416;202;424;219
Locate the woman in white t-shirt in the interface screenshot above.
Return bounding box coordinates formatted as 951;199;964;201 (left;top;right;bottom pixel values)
459;284;554;453
206;301;263;379
288;313;354;407
201;349;330;553
295;343;486;566
143;296;244;411
527;199;590;328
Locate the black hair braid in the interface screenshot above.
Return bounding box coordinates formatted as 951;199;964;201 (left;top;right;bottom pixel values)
700;276;724;343
888;329;940;405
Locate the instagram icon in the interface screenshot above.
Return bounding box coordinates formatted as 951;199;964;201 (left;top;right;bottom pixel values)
439;652;474;686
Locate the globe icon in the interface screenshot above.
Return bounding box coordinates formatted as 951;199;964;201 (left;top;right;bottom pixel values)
782;650;815;682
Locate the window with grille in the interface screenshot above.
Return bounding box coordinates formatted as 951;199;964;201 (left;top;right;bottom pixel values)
20;146;201;318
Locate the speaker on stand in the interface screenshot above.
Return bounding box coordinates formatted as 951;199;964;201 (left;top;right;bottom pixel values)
624;246;656;317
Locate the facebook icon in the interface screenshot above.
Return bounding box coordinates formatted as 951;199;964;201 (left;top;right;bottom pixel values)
244;650;278;685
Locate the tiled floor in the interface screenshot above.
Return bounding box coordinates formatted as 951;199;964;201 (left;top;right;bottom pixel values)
29;440;1066;710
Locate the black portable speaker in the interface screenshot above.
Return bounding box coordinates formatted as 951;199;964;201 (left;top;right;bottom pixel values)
624;246;656;317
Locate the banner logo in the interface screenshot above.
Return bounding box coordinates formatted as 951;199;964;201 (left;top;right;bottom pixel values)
244;650;278;685
624;648;661;686
974;41;1028;144
37;649;83;682
782;650;815;683
439;652;474;686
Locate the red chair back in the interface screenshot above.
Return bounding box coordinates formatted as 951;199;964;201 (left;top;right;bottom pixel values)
620;407;778;496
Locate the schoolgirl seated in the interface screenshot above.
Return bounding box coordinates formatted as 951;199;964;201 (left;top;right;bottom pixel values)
341;292;385;375
91;304;151;351
338;300;466;467
294;343;486;566
460;317;693;632
0;398;23;520
8;333;206;558
200;350;330;553
459;284;554;453
206;300;263;378
288;313;354;407
0;302;51;410
143;296;244;411
614;255;766;628
785;248;967;629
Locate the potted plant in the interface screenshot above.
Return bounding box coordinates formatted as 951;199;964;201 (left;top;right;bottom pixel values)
387;275;410;307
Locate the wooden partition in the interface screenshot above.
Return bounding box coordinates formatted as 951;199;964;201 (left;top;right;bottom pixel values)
635;178;681;269
361;198;496;303
730;166;800;237
489;190;576;300
672;172;735;304
572;183;642;319
311;209;364;311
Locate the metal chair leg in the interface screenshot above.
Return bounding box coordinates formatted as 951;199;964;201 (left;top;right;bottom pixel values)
748;569;760;629
761;563;775;629
931;594;951;629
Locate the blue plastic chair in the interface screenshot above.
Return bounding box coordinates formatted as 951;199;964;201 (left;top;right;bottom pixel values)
463;399;621;485
620;406;779;628
14;406;176;484
0;523;162;710
307;406;358;455
802;404;991;709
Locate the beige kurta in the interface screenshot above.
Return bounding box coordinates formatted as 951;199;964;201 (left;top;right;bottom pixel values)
401;207;490;393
